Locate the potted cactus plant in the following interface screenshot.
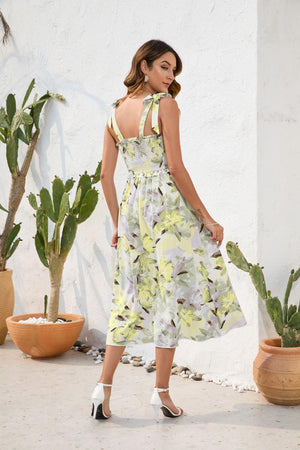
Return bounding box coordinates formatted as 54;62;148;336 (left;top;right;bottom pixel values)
6;165;101;358
0;79;64;344
226;241;300;405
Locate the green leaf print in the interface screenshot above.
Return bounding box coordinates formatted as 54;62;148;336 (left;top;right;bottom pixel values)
213;256;226;275
217;290;237;314
198;262;208;280
156;210;184;231
158;257;173;282
203;286;212;304
142;234;154;253
194;248;204;257
178;306;199;327
137;278;155;301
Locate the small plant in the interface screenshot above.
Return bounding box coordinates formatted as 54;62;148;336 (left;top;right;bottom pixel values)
226;241;300;347
28;165;101;323
43;294;48;319
0;78;64;271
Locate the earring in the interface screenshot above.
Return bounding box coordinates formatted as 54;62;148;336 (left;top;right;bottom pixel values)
144;74;149;82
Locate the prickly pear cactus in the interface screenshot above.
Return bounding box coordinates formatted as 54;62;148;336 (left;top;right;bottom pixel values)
0;79;64;271
282;326;300;347
249;264;267;301
28;164;101;323
226;241;250;272
226;241;300;347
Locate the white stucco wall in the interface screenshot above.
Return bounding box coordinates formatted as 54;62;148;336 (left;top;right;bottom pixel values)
257;0;300;342
0;0;259;385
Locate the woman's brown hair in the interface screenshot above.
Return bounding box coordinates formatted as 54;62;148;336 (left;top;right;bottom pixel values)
115;39;182;106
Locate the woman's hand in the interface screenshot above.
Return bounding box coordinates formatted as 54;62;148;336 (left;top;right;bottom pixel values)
203;220;224;248
111;228;118;249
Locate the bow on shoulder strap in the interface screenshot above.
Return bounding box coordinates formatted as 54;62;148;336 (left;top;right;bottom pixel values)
107;99;125;141
140;92;172;136
107;99;120;128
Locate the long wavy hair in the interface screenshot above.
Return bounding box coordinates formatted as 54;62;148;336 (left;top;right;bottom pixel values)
115;39;182;106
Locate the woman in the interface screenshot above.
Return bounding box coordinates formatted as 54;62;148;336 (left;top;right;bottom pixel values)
92;39;247;421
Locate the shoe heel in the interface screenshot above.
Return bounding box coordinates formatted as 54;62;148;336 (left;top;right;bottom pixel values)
152;404;160;422
92;399;101;419
150;386;165;422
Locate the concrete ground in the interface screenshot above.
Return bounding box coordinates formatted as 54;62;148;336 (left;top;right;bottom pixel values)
1;335;299;450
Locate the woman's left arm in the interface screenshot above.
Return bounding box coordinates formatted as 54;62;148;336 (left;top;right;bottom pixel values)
100;124;119;246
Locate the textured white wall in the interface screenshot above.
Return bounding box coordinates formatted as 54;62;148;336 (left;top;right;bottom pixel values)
258;0;300;341
0;0;258;384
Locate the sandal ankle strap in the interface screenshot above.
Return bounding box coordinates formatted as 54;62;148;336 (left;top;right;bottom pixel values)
154;386;169;392
98;382;112;387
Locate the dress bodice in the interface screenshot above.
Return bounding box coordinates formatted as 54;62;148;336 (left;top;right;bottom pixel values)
107;92;172;175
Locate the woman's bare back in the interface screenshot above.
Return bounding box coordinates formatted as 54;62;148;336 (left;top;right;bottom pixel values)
113;94;163;141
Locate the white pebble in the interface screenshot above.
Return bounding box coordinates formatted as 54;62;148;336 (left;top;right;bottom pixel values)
202;374;212;382
121;356;130;363
18;317;66;324
19;317;50;324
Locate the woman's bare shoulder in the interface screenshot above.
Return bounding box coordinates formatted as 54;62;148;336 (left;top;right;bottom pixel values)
111;97;126;109
117;98;127;107
159;96;180;116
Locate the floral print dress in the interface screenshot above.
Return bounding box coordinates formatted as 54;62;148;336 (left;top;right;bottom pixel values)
105;92;247;348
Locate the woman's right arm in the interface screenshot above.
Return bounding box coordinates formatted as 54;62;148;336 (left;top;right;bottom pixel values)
100;124;119;232
160;98;224;247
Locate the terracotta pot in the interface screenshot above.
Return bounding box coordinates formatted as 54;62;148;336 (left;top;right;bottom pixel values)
0;269;14;345
253;337;300;405
6;313;85;358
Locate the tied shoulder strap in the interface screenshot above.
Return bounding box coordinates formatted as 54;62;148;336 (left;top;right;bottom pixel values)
107;100;124;142
139;92;172;137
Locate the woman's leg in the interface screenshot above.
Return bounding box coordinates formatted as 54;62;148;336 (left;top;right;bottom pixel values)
97;344;125;416
155;347;183;414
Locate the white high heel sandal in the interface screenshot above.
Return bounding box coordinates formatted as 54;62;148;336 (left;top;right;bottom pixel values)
150;387;183;422
91;382;112;420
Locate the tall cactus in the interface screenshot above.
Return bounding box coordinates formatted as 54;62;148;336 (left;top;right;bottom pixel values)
226;241;300;347
0;79;64;271
28;165;101;323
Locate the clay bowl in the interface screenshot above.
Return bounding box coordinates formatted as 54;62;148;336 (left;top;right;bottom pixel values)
6;313;85;358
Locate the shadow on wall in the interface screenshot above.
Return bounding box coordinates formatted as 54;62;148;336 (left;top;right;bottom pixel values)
72;240;112;344
33;99;66;188
93;241;114;297
1;37;107;189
